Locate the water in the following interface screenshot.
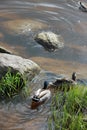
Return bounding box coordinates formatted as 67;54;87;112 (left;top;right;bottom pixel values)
0;71;59;130
0;0;87;129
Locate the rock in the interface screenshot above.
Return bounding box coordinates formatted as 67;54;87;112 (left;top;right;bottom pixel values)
34;31;64;51
0;46;12;54
0;53;41;81
79;1;87;12
0;42;27;56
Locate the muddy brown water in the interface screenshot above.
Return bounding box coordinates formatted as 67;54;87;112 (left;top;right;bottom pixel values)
0;0;87;130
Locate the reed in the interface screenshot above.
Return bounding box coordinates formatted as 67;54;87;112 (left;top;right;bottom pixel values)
48;85;87;130
0;70;26;99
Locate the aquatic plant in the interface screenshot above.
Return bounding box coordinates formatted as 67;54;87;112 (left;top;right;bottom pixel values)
0;70;26;99
48;85;87;130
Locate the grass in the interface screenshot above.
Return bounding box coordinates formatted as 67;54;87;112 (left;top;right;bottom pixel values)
48;85;87;130
0;70;26;99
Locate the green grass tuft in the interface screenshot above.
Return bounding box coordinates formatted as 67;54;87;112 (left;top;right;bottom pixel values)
0;70;26;99
48;85;87;130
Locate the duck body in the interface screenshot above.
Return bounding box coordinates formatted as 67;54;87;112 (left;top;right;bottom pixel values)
31;81;51;109
51;72;77;91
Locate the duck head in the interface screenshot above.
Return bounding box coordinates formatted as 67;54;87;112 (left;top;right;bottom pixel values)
72;72;77;81
43;81;49;89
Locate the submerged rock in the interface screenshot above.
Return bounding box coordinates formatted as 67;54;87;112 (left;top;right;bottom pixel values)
34;31;64;52
0;53;41;80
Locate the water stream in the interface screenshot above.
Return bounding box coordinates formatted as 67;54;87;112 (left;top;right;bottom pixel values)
0;0;87;129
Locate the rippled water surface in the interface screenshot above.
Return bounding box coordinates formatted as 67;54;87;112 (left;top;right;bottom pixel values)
0;0;87;129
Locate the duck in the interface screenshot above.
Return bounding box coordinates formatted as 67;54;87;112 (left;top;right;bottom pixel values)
51;72;77;91
31;81;51;109
79;1;87;12
53;72;77;85
31;73;77;109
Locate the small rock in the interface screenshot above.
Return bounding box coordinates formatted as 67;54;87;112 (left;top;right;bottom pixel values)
34;31;64;52
0;46;12;54
79;1;87;12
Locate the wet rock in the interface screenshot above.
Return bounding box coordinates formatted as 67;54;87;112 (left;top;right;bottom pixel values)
0;42;13;55
0;42;27;56
79;1;87;12
0;46;12;54
0;53;41;80
34;32;64;51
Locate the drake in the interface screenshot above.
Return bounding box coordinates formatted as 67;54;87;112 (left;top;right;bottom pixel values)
31;81;51;109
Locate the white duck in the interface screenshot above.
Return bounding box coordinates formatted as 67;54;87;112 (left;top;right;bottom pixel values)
31;81;51;109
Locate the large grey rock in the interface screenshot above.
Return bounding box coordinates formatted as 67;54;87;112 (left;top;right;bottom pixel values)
34;32;64;51
0;53;41;80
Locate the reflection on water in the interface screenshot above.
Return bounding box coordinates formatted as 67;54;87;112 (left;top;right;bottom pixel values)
0;0;87;129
